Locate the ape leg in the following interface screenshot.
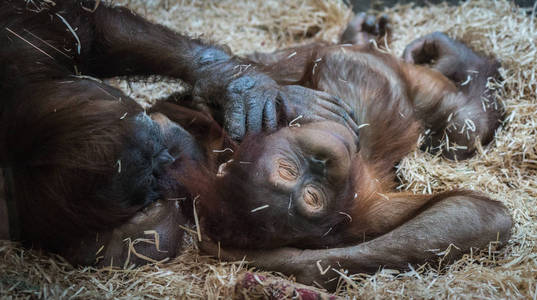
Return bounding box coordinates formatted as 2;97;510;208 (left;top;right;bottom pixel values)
247;12;391;85
402;32;502;159
201;191;511;290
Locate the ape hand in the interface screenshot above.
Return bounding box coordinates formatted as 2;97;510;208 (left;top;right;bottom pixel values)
194;71;359;141
221;73;280;140
192;70;280;140
278;85;360;142
402;32;490;83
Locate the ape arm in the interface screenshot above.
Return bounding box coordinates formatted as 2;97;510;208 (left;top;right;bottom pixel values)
79;3;277;139
85;3;361;139
87;4;359;138
86;5;239;86
402;32;502;159
4;0;356;140
201;191;511;290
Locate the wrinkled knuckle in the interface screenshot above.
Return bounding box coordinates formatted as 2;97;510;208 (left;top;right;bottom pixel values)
228;75;256;94
228;124;243;138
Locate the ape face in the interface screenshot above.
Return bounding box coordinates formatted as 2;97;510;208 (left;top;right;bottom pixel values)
252;121;357;218
62;112;194;266
201;121;359;249
109;112;206;210
99;113;175;210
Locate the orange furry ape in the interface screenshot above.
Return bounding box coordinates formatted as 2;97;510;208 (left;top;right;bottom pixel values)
192;15;511;288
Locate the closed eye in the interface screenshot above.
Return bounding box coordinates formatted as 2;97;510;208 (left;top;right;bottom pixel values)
302;185;325;211
277;158;299;181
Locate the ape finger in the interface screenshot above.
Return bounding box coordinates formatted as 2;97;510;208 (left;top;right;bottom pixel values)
263;97;278;131
245;93;266;135
340;12;367;44
304;89;358;126
378;14;390;36
224;97;246;140
317;109;360;145
363;15;377;34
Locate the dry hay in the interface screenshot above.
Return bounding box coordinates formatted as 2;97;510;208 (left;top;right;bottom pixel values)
1;0;537;298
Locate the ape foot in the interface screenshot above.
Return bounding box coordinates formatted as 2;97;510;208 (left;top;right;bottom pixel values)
340;13;390;46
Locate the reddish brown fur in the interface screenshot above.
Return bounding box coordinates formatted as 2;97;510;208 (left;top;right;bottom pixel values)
194;21;510;290
0;0;510;285
4;0;348;266
0;0;278;265
192;24;505;252
6;81;145;252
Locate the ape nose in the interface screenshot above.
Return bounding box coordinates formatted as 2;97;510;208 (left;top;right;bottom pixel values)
309;156;327;176
156;149;175;167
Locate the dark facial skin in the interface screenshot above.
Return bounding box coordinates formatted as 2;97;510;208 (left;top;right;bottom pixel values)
199;121;359;249
248;122;357;238
54;111;202;267
102;113;175;209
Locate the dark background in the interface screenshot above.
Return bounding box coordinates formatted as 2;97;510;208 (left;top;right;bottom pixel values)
348;0;535;12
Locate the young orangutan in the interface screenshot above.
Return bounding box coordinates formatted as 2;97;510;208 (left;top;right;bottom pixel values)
191;15;511;289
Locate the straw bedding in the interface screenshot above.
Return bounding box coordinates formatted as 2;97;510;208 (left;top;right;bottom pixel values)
1;0;536;298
